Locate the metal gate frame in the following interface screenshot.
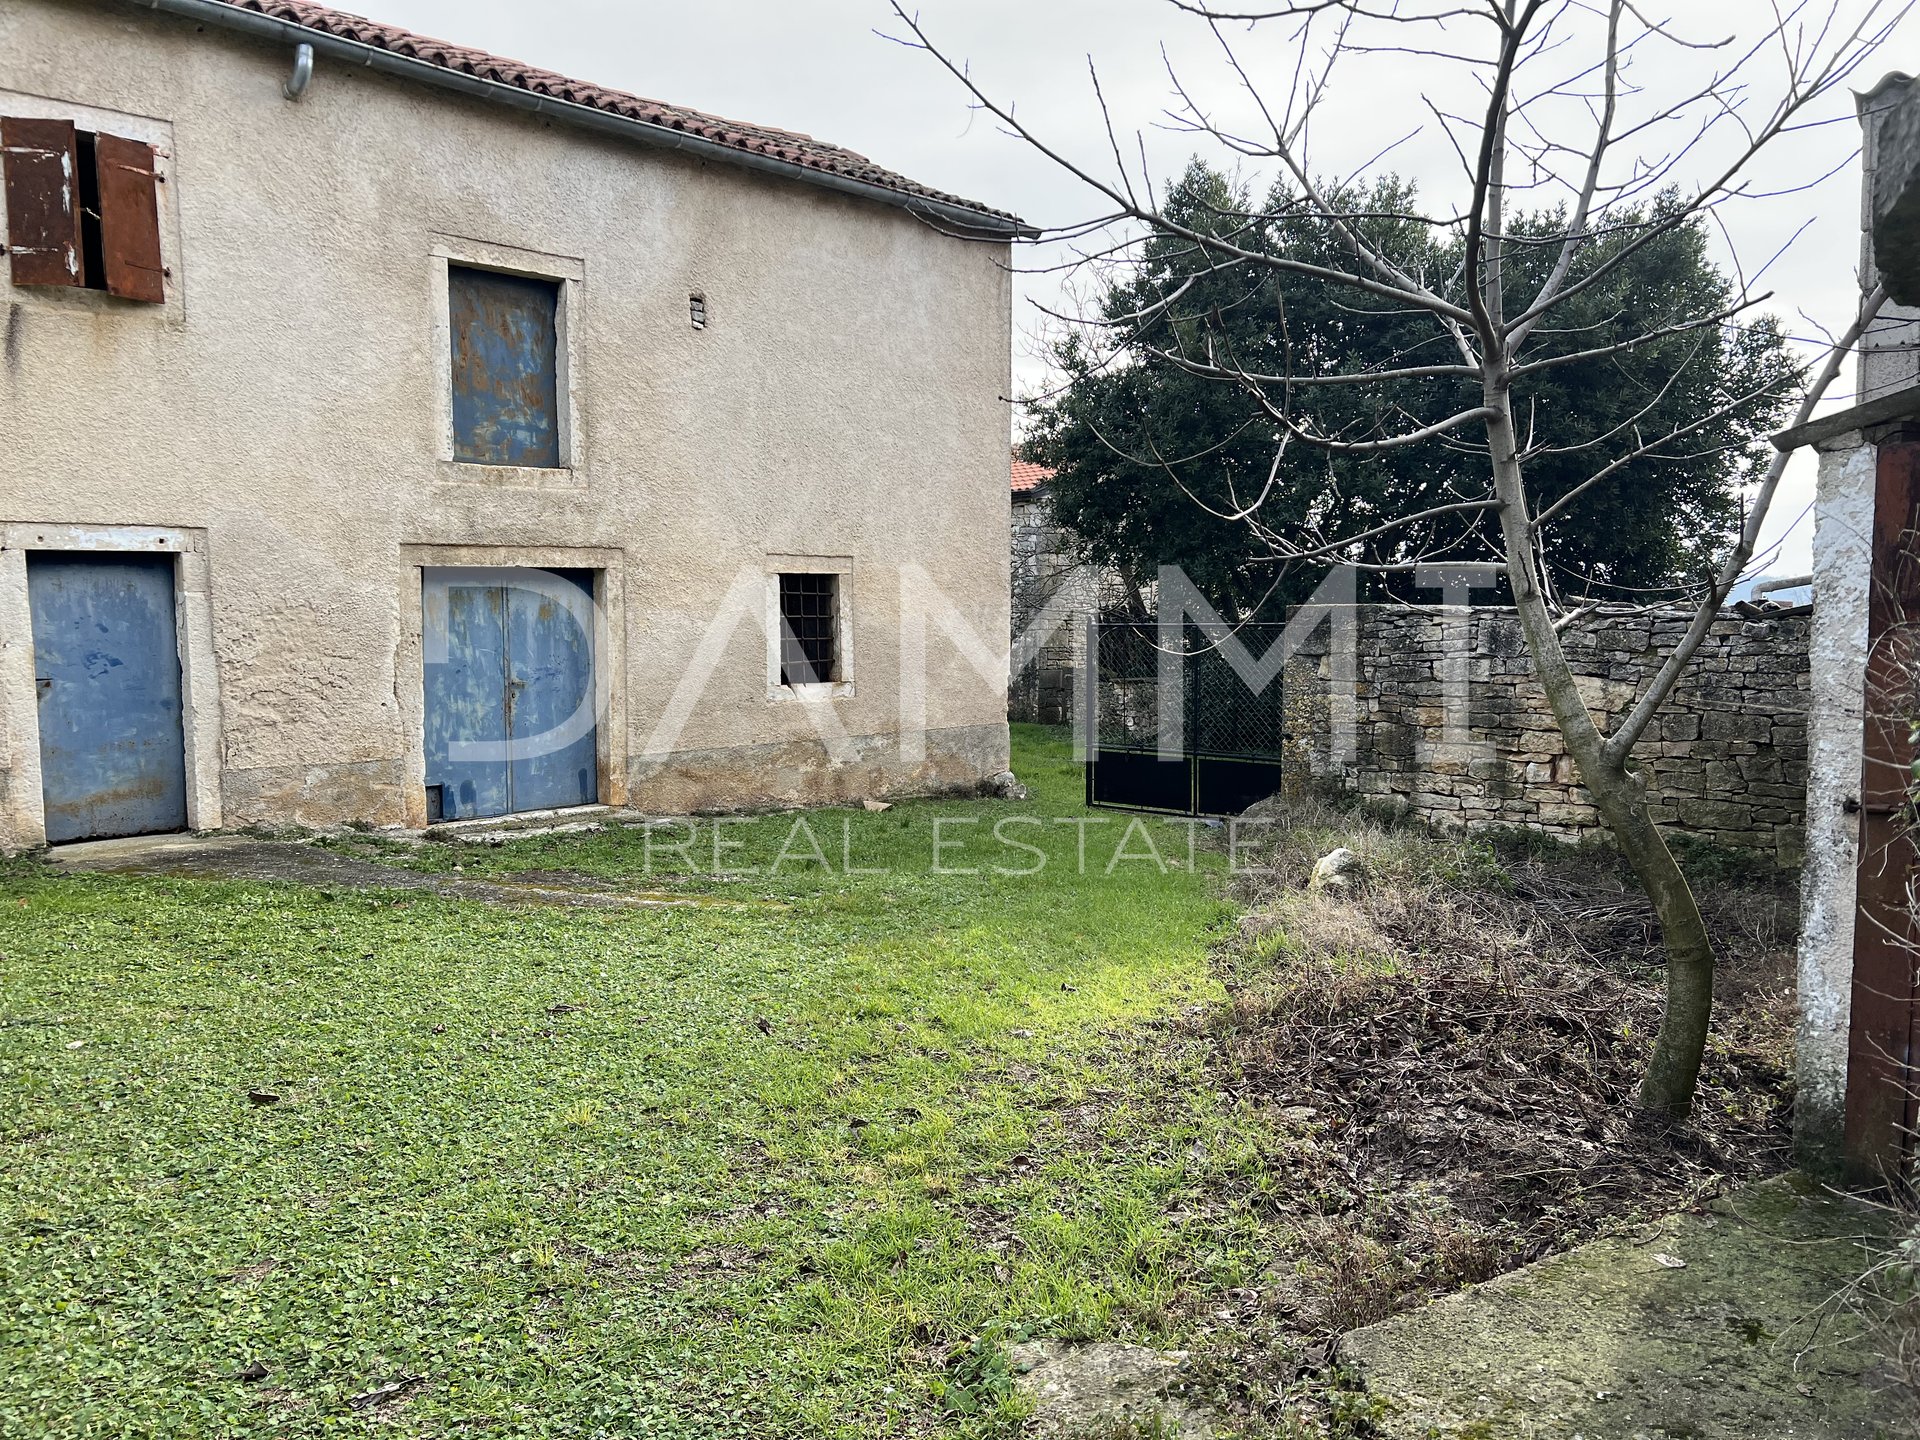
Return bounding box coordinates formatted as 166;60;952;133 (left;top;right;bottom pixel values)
1082;614;1288;818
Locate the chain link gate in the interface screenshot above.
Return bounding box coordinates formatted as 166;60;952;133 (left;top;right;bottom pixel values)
1082;615;1289;816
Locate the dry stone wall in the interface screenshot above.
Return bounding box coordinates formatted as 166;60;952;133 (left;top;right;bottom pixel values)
1283;606;1811;865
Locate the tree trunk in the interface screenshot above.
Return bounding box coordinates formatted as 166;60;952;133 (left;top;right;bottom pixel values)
1483;386;1714;1118
1579;761;1716;1116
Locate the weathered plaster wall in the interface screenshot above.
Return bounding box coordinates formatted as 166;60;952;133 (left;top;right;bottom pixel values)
1795;439;1875;1166
1284;605;1811;865
0;0;1013;846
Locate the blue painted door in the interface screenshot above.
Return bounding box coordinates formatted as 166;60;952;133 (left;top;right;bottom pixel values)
422;578;511;821
27;554;189;844
505;572;599;813
422;569;597;820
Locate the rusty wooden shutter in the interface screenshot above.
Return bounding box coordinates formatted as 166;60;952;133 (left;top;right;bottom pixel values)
95;134;164;303
1;116;83;288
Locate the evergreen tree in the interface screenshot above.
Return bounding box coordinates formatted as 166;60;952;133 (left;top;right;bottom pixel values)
1026;161;1799;618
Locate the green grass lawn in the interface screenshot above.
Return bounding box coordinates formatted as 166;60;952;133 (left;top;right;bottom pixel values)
0;727;1256;1438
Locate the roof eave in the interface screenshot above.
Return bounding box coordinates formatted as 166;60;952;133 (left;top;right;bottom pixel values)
125;0;1037;239
1773;383;1920;451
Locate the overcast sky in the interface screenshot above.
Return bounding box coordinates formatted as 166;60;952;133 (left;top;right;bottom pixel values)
344;0;1919;579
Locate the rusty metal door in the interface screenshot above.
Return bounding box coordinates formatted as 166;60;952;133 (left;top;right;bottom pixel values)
422;569;597;821
1848;440;1920;1180
26;553;188;844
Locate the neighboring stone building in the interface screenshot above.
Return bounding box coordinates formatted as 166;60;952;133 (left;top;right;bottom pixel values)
0;0;1023;849
1009;457;1101;725
1775;71;1920;1178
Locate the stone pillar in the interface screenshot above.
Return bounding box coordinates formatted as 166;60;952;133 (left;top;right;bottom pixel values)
0;545;45;852
1795;436;1876;1170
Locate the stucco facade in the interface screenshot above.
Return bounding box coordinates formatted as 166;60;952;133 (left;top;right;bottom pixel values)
0;0;1015;848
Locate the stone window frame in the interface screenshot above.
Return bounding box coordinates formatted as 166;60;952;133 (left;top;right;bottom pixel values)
428;235;586;492
765;554;855;703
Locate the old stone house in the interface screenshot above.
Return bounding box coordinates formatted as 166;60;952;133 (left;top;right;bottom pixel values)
0;0;1023;849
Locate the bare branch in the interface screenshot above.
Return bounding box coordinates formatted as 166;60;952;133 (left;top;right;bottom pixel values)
1530;371;1796;526
1504;1;1905;338
1144;346;1483;386
1605;281;1890;761
885;2;1482;324
1241;496;1508;565
1509;0;1622;347
1509;297;1771;378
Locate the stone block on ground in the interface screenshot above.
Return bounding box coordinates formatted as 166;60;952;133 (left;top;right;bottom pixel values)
1341;1175;1909;1439
1009;1341;1215;1439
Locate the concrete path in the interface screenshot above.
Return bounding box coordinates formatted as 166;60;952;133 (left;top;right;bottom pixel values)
1343;1174;1912;1438
45;832;719;911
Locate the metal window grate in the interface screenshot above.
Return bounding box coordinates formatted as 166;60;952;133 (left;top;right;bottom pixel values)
779;573;838;686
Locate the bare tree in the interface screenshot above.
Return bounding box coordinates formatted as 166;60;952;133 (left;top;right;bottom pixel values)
891;0;1906;1116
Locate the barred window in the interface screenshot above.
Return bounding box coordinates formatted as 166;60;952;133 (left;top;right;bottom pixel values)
778;573;839;687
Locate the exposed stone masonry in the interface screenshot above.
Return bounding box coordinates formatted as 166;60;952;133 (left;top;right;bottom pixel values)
1010;490;1100;725
1284;606;1811;866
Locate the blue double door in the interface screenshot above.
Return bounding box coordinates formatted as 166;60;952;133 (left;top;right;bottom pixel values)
27;554;189;844
422;568;599;821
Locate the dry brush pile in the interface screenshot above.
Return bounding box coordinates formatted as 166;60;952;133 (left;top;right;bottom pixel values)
1210;796;1798;1336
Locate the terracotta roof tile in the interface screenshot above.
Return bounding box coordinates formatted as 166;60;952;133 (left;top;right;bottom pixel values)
197;0;1018;224
1011;457;1055;493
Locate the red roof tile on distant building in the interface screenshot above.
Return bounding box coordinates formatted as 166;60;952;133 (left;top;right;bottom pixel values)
1012;458;1055;494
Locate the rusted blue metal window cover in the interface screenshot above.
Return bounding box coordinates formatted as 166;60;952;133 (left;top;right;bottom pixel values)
449;265;561;467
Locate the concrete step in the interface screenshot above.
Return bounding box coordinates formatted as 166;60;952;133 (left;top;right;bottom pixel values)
1341;1174;1909;1438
